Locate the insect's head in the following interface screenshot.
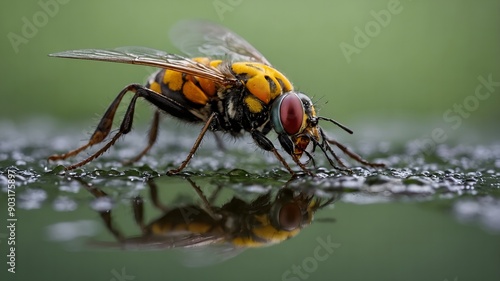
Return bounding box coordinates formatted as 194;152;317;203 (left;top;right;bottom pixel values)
271;91;354;164
269;188;318;231
271;92;320;159
268;187;339;234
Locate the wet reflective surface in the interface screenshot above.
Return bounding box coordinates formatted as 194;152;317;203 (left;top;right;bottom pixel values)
1;120;500;280
73;177;337;257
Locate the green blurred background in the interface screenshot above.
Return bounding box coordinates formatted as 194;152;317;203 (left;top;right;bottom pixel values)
1;1;500;281
1;0;499;139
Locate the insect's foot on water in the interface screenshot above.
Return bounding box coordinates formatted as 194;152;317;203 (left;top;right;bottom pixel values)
48;154;62;161
48;152;76;162
166;169;181;176
289;170;314;178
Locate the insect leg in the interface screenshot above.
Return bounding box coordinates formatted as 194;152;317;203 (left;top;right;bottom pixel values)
251;130;312;176
132;196;146;234
186;177;219;219
207;185;223;204
277;133;316;167
48;84;135;162
123;110;161;165
51;83;199;171
74;177;124;241
302;150;317;168
167;112;217;175
276;133;314;176
310;136;349;172
147;179;168;211
63;85;144;170
322;130;385;168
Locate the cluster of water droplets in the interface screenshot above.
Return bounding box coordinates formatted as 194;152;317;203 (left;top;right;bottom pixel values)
1;119;499;232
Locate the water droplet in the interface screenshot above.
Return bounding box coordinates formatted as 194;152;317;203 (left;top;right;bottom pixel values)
90;197;114;211
19;188;47;210
227;169;250;177
53;196;78;212
46;220;99;241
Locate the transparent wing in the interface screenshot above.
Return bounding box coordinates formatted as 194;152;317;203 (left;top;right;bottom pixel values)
89;232;225;250
180;244;246;267
91;234;244;267
49;46;236;84
169;19;272;65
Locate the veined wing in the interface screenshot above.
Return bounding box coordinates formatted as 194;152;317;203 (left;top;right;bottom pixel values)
49;46;237;85
169;19;272;65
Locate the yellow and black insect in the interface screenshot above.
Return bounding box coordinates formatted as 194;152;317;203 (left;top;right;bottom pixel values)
48;20;384;175
80;177;337;258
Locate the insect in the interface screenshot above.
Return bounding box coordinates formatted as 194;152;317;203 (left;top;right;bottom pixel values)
79;177;337;261
48;20;384;175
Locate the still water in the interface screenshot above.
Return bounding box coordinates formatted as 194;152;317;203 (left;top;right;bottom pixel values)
0;120;499;281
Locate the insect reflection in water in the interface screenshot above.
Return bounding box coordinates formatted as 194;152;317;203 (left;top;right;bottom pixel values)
76;177;339;265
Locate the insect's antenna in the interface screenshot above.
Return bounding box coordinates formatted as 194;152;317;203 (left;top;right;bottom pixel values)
318;117;354;135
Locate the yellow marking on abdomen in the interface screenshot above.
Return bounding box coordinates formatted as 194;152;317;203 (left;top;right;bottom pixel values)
149;81;162;93
196;77;216;97
210;60;222;68
232;237;266;248
163;70;183;91
183;80;208;105
187;222;212;233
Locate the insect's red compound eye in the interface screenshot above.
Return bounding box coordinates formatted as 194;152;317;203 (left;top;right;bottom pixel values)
271;93;305;135
278;202;302;231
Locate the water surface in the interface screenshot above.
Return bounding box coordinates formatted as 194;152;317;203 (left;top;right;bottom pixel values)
1;120;499;281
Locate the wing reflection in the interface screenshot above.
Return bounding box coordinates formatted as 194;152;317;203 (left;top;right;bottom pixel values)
76;177;340;264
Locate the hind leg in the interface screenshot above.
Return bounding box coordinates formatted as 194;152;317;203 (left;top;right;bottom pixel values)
123;110;161;165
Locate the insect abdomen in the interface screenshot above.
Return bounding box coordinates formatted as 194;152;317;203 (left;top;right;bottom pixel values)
146;58;223;106
144;58;226;122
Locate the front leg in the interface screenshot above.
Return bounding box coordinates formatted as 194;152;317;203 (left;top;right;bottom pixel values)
251;130;312;176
